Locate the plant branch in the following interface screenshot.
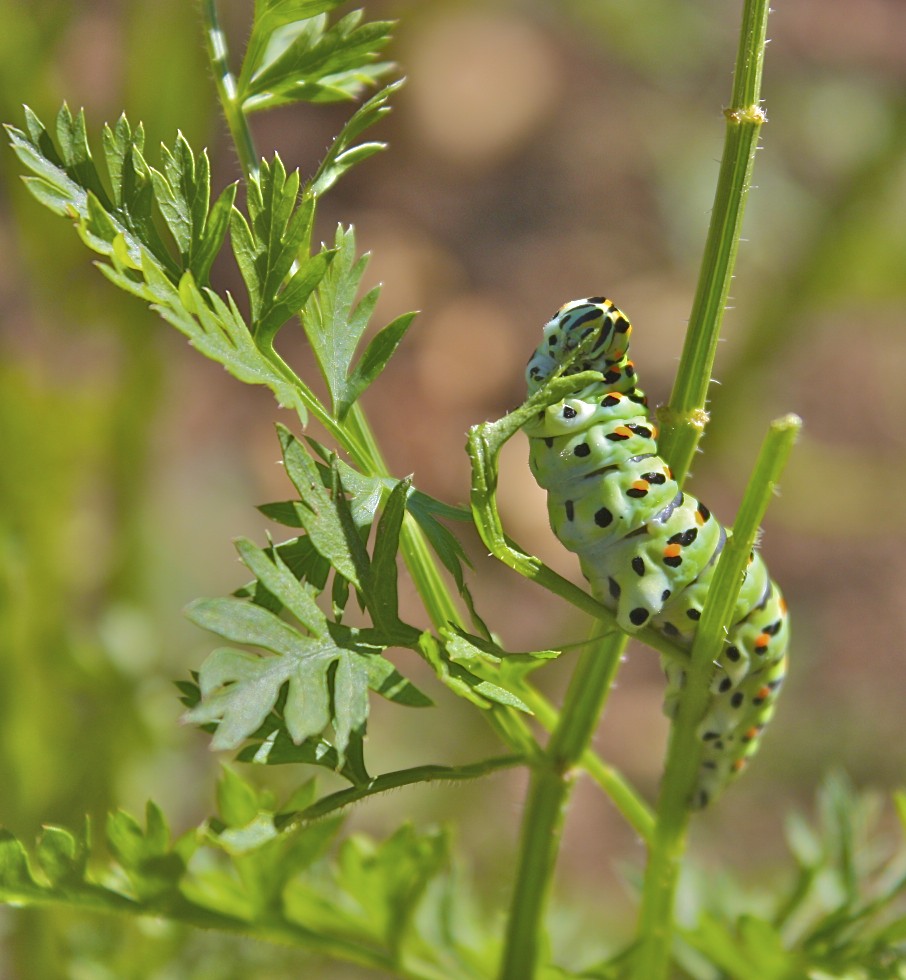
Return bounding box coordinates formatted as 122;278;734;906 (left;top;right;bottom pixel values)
0;876;400;974
523;688;655;844
656;0;771;484
500;630;630;979
632;413;801;978
201;0;259;181
195;6;551;772
281;755;524;826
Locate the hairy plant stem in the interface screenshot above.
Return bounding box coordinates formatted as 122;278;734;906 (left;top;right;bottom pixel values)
657;0;770;486
523;687;655;844
284;754;524;824
627;2;775;974
0;882;402;975
632;414;800;978
201;0;259;182
500;631;630;980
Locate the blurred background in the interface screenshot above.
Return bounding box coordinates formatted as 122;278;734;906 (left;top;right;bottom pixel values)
1;0;905;975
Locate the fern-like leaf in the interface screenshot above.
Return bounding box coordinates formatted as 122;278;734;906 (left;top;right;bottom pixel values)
1;773;495;977
239;5;395;110
230;156;333;344
303;225;415;420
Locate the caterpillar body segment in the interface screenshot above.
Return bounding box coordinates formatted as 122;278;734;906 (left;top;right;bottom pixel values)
524;298;789;807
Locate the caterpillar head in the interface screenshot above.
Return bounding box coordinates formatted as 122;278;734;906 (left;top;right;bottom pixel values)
526;297;632;394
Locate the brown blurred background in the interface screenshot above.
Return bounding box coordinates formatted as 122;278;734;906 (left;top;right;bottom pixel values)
1;0;905;975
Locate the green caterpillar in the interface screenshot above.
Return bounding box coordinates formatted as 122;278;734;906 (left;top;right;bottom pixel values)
525;297;788;807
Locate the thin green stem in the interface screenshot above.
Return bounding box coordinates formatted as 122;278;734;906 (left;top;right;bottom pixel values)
283;755;523;825
1;883;402;975
524;688;655;844
657;0;770;484
631;414;801;978
632;6;774;964
499;631;629;979
261;340;373;462
201;0;259;181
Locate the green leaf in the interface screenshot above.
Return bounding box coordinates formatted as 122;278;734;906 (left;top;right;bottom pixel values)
185;642;321;751
352;477;420;646
0;805;492;974
236;536;332;606
217;767;264;828
235;536;326;634
258;248;334;344
105;803;185;902
35;825;87;886
230;155;330;344
151;131;198;253
242;2;349;95
150;132;237;285
8;109;322;422
187;597;312;657
55;103;112;207
366;478;407;620
184;591;426;761
7;110;84;214
8;108;137;264
441;630;539;712
302;225;416;419
418;632;532;713
337;310;415;420
310;80;402;197
302;225;368;407
257;500;305;527
239;8;395;111
311;446;384;529
195;182;238;285
0;830;40;895
297;825;449;950
684;913;806;980
237;730;345;771
149;271;313;421
277;425;362;586
405;490;472;585
98;114;177;274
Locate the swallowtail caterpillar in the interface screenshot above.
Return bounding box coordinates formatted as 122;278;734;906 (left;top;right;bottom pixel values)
525;297;788;807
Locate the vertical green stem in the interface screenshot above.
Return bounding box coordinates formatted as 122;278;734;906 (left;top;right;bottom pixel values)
524;688;655;844
627;2;774;972
200;0;259;181
500;631;629;979
632;415;800;978
657;0;771;485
